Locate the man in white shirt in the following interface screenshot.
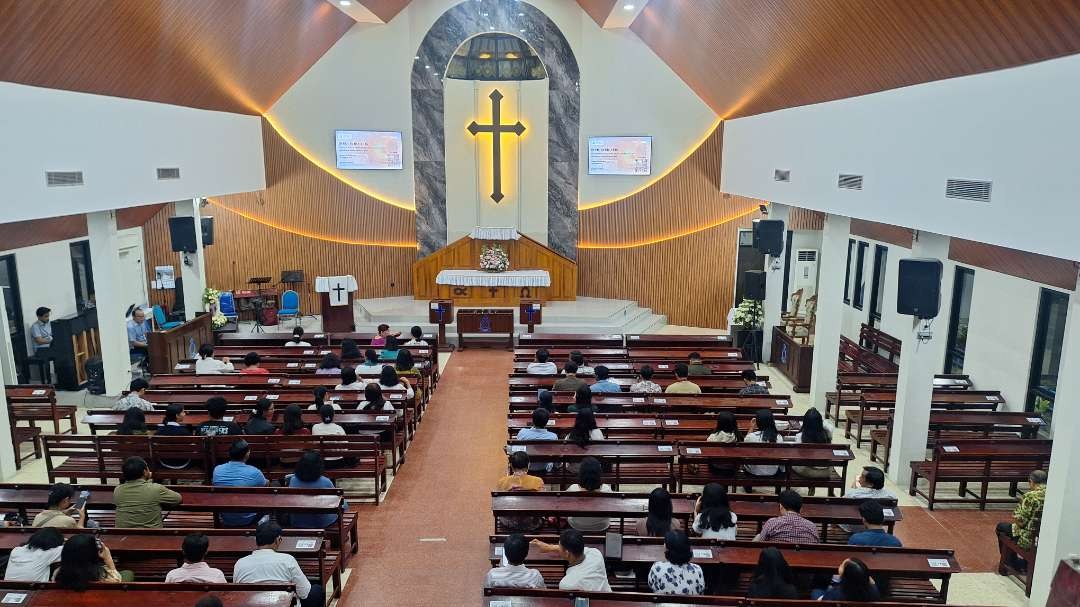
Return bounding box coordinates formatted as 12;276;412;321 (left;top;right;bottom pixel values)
531;529;611;592
526;349;558;375
484;534;545;589
233;522;324;607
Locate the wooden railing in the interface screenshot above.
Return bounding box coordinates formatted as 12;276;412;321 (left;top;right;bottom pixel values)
147;312;213;374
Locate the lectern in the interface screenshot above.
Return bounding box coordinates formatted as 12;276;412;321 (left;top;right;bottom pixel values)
315;275;358;333
428;299;454;351
519;299;542;333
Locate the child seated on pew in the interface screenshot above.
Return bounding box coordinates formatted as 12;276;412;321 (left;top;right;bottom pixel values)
401;325;427;347
484;534;545;589
239;352;270;375
195;344;234;375
285;327;311;347
113;378;155;412
165;533;227;583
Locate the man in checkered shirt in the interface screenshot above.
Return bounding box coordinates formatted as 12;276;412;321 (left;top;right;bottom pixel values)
755;490;821;543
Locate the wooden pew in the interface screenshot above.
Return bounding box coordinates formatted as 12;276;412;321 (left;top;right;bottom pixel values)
5;385;77;469
869;411;1045;470
0;584;294;607
512;348;628;362
627;349;743;362
0;528;339;596
860;323;902;365
510;361;755;376
506;412;804;441
908;439;1053;509
507;393;791;415
491;491;901;542
845;390;1004;447
487;535;960;603
0;484;355;554
147;313;213;374
508;376;762;394
517;333;625;348
676;442;854;495
482;589;984;607
41;434;388;502
625;334;734;348
506;440;677;489
827;373;972;422
218;330;439;349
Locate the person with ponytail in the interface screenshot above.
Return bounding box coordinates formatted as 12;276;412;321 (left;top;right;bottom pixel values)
311;404;346;466
744;409;783;477
308;386;340;411
813;558;880;601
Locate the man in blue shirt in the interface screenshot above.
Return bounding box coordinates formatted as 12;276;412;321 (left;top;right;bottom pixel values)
127;308;151;364
515;408;558;473
848;500;902;547
588;365;621;394
212;440;268;526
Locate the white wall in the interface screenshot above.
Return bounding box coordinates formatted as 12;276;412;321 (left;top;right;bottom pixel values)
722;53;1080;263
839;237;910;341
1;227;145;356
0;83;266;225
267;0;718;208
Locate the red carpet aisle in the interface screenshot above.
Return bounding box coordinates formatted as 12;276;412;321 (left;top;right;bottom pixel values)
342;351;511;606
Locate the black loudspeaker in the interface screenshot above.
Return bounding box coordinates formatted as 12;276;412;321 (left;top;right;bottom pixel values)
744;270;766;301
168;217;197;253
753;219;785;256
201;216;214;246
897;258;943;319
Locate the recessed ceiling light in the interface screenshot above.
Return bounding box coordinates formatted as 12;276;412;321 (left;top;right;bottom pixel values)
518;12;524;16
339;0;351;6
623;3;635;10
425;65;430;69
481;12;488;16
519;28;525;32
414;55;420;60
488;25;495;30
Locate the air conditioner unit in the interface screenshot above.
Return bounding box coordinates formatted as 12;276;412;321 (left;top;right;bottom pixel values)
792;249;819;300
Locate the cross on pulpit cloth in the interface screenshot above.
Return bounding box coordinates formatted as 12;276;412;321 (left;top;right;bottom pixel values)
467;89;526;203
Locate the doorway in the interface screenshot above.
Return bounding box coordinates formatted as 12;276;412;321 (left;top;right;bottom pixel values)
0;254;27;383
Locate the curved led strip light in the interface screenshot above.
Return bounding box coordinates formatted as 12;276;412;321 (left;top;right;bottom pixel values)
578;117;723;211
262;113;417;212
578;205;761;249
205;198;418;248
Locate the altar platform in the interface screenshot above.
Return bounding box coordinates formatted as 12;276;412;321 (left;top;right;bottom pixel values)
352;296;668;338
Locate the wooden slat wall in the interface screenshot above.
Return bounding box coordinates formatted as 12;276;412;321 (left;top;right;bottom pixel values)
949;238;1078;292
0;0;354;114
850;219;914;249
575;0;618;27
358;0;413;23
579;123;758;328
787;208;825;231
631;0;1080;119
141;118;417;312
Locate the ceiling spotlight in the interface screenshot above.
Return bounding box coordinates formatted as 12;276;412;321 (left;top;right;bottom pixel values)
425;65;430;69
519;28;525;33
481;12;489;16
488;25;495;30
518;12;524;16
414;55;420;60
623;3;635;10
339;0;351;5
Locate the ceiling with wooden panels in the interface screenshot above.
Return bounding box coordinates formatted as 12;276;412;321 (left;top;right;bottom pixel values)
630;0;1080;119
577;0;619;26
0;0;355;115
356;0;412;22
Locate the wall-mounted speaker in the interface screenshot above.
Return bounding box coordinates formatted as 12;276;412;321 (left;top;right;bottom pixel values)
168;217;197;253
744;270;766;301
897;258;943;319
753;219;785;256
201;216;214;246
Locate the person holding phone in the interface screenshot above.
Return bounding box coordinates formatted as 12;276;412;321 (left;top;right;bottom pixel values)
33;484;86;529
54;534;126;588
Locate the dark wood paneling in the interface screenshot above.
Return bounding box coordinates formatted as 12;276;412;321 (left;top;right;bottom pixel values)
850;219;914;249
0;203;167;252
950;238;1078;291
117;204;169;230
787;208;824;231
576;0;618;27
631;0;1080;119
142;118;417;311
359;0;412;23
0;0;354;114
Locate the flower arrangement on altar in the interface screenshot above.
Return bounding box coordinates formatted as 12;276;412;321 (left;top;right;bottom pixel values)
479;244;510;273
202;287;228;329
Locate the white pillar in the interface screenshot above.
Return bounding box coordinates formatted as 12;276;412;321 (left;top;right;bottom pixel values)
888;231;952;487
173;199;206;321
808;214;850;411
1030;271;1080;606
87;211;130;396
761;203;791;361
0;286;18;479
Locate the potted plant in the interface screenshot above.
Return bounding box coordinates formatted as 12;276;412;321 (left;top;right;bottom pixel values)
732;298;764;362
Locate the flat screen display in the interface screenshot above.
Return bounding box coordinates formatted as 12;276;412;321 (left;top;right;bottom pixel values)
588;136;652;176
334;130;403;170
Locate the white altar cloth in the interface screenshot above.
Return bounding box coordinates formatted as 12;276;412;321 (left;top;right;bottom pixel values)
469;227;520;240
314;275;358;306
435;269;550;287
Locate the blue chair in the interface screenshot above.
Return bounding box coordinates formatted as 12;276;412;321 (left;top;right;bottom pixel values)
278;289;300;326
152;305;182;330
218;291;238;322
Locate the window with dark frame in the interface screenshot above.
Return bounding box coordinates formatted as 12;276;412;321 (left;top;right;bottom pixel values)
867;245;888;326
943;267;975;374
843;239;854;304
69;241;95;313
1026;287;1069;427
852;241;869;310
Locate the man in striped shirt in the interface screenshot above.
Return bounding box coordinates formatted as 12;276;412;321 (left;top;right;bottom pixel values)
484;534;545;589
754;490;821;543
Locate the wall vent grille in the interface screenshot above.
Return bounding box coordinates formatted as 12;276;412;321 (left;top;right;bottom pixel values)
774;169;791;182
796;250;817;262
946;178;992;202
156;167;181;180
838;174;863;190
45;171;84;187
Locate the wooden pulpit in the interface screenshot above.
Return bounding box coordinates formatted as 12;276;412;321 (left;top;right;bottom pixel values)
519;299;542;332
315;275;358;333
